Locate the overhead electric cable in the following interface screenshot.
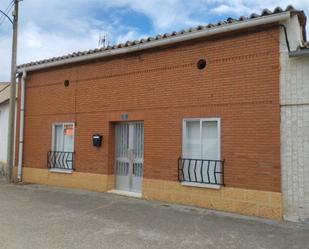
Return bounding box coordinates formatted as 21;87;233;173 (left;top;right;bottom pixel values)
0;0;14;25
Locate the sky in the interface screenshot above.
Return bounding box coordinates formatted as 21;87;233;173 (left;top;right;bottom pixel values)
0;0;309;81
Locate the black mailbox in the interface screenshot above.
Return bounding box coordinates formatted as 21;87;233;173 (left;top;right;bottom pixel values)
92;134;103;147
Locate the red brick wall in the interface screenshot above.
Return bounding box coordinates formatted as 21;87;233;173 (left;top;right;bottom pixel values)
18;25;281;192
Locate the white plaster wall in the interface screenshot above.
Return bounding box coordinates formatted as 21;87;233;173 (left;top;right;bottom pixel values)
0;101;9;165
280;16;309;222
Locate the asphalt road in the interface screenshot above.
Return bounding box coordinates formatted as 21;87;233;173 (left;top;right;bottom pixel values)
0;177;308;249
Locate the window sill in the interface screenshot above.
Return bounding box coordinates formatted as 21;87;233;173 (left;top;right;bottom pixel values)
49;168;73;174
181;182;221;190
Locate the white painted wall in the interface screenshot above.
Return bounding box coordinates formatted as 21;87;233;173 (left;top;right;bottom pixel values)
280;15;309;222
0;101;9;166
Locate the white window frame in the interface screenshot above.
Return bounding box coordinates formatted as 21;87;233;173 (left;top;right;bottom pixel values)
182;118;221;159
182;118;221;189
51;122;75;152
50;122;75;174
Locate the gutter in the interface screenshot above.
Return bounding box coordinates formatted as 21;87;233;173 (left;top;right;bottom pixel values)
17;69;26;181
17;11;291;73
279;22;308;57
289;48;309;57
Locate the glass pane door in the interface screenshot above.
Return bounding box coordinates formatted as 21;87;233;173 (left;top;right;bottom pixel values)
202;120;220;183
54;125;63;151
202;121;219;160
184;120;200;158
63;124;74;152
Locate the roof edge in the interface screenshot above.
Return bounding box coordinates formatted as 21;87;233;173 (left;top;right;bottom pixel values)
18;11;292;73
0;84;10;104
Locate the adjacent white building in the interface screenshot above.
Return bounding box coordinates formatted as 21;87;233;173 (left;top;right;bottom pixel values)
280;14;309;223
0;83;10;174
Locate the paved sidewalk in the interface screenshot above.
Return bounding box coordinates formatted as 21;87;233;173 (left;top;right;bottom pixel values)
0;177;308;249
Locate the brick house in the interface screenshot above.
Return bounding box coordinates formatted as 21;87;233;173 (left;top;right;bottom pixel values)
15;6;308;221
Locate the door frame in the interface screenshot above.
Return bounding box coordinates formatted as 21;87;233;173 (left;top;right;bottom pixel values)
114;121;144;194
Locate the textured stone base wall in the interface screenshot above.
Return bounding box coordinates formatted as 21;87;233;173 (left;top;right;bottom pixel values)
281;105;309;222
18;167;282;220
143;179;282;220
19;167;113;192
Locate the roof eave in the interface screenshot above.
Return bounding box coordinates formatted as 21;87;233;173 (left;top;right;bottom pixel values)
17;11;291;73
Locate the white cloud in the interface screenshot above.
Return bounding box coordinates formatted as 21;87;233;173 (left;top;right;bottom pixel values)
0;0;148;81
211;4;251;14
209;0;309;15
102;0;309;30
116;29;143;44
102;0;208;30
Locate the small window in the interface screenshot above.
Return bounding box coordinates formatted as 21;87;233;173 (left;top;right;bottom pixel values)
52;123;75;152
180;118;223;186
183;118;220;160
48;123;75;171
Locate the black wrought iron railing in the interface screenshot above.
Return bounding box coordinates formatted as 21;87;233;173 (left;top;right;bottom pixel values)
47;151;74;170
178;157;225;186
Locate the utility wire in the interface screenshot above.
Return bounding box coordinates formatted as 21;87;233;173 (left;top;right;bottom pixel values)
0;1;14;24
0;4;14;25
0;0;14;25
0;1;14;19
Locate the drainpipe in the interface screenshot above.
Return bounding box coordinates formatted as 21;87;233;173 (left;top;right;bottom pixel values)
17;69;26;181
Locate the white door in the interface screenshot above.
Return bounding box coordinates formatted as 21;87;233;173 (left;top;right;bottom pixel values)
115;122;144;193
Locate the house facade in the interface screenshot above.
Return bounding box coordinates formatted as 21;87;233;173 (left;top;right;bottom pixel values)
0;83;10;174
14;7;308;221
